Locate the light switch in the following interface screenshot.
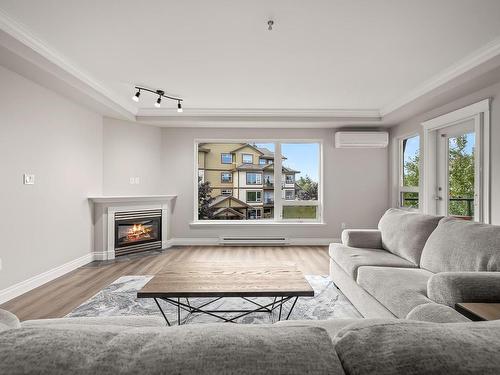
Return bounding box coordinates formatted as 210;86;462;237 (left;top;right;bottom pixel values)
129;177;135;185
134;177;140;184
23;173;35;185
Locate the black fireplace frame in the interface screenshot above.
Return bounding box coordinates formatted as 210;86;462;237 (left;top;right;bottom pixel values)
114;210;163;256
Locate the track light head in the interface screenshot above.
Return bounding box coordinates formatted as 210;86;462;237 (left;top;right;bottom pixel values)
177;100;183;113
155;96;161;108
132;89;141;102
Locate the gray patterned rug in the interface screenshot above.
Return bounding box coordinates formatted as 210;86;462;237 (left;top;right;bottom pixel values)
67;275;361;324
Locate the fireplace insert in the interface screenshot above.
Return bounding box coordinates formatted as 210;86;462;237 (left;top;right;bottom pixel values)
114;210;162;256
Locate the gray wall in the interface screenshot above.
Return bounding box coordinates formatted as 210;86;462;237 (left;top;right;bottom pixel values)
0;65;103;290
160;127;390;240
103;117;163;195
389;81;500;224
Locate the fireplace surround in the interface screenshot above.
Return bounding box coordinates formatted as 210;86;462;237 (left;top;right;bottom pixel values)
89;195;176;260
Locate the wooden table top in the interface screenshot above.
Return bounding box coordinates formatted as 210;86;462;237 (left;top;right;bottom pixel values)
456;303;500;321
137;262;314;298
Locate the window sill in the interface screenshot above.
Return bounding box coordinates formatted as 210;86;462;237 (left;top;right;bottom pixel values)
190;221;326;228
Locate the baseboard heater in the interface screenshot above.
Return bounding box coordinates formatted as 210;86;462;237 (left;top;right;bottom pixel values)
219;237;289;245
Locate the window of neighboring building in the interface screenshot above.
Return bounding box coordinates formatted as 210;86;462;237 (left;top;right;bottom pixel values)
246;172;262;185
247;208;262;220
399;135;420;208
221;153;233;164
242;154;253;164
246;191;262;203
198;169;205;183
284;190;295;200
285;174;294;184
221;189;232;196
259;158;267;165
221;172;232;183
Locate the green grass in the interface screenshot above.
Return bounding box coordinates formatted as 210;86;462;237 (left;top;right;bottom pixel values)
282;206;317;219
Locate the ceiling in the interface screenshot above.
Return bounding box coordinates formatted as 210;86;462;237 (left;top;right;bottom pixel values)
1;0;500;125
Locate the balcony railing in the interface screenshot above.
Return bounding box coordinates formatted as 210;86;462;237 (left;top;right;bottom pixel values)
403;197;474;218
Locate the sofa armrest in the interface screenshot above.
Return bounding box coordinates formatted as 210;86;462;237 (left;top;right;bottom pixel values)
406;303;471;323
341;229;382;249
427;272;500;307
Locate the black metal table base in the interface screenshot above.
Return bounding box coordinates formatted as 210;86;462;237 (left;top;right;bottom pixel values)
152;296;300;326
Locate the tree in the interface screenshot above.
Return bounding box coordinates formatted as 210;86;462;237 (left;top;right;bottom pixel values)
448;135;474;217
198;178;215;219
296;176;318;200
403;135;474;216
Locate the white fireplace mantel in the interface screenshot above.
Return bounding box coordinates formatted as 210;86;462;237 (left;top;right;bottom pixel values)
89;195;177;260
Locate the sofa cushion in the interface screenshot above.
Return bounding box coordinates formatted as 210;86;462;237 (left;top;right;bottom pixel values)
406;303;471;323
378;208;442;265
334;319;500;375
329;243;416;279
0;324;342;375
420;217;500;273
22;315;166;329
357;266;434;318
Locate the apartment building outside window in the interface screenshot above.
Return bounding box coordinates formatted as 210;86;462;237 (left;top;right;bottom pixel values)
196;141;322;222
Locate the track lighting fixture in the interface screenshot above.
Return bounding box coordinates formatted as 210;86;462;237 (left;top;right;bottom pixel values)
132;89;141;102
131;86;184;111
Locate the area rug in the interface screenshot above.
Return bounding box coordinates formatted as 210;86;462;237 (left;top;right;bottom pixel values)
67;275;362;324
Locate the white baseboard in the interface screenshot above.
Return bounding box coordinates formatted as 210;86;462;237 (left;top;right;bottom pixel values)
0;252;95;305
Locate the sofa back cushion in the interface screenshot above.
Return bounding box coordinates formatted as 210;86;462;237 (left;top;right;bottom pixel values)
334;319;500;375
377;208;442;265
0;324;341;375
420;217;500;273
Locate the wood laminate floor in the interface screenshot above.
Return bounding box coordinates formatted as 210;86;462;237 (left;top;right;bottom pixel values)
1;246;329;321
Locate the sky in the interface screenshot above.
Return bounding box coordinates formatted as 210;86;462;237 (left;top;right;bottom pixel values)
255;143;319;181
403;132;475;165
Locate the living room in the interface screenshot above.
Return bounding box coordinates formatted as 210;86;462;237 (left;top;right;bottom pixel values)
1;1;500;374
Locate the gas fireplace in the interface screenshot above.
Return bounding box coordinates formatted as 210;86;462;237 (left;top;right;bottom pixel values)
114;210;162;256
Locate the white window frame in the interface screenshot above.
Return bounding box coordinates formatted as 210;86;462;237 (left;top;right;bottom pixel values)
193;139;324;225
246;190;262;203
422;99;490;223
242;154;253;164
246;172;262;185
398;133;420;209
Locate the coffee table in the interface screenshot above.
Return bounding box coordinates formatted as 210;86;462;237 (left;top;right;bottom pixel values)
137;262;314;325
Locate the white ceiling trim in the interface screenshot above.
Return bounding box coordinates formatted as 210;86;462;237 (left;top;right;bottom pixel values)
1;8;500;125
136;108;381;118
0;8;136;116
380;36;500;117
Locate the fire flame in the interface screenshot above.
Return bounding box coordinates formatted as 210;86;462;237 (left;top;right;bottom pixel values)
127;224;153;241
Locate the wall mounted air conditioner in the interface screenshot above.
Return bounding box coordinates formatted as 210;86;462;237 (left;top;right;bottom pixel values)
335;131;389;148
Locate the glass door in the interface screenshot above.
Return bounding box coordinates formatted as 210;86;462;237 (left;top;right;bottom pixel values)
436;120;479;221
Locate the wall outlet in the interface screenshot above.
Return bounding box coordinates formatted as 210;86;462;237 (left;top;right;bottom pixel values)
129;177;141;185
341;222;348;230
23;173;35;185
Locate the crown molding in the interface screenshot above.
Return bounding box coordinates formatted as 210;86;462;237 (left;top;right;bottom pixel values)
136;108;382;118
0;8;136;118
381;36;500;117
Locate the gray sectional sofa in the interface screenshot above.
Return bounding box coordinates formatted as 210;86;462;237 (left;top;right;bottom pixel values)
2;309;500;374
330;208;500;321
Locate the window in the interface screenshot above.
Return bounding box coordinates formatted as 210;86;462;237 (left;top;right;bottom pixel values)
196;141;321;222
246;191;262;203
242;154;253;164
399;135;420;208
246;172;262;185
221;172;232;183
221;153;233;164
247;208;262;220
